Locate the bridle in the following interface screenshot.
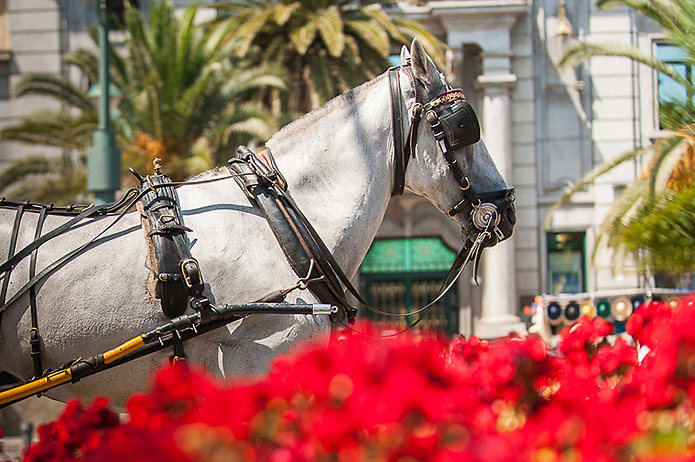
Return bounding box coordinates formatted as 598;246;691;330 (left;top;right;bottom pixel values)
388;65;515;243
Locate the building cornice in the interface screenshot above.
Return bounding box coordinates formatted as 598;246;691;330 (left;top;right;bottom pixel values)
432;0;528;31
428;0;528;14
391;0;528;22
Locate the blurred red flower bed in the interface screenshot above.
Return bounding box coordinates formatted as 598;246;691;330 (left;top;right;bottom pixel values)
19;296;695;462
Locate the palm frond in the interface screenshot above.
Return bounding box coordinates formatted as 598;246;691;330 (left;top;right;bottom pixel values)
63;49;100;84
391;17;449;72
646;135;690;194
274;2;301;25
618;186;695;273
542;147;648;228
311;7;345;58
14;75;94;113
290;22;319;55
233;10;275;56
560;42;689;88
0;154;86;204
0;111;97;150
596;0;684;35
590;179;651;273
219;64;287;98
344;18;390;58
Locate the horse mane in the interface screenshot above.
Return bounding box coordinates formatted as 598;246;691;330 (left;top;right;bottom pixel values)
268;72;387;146
187;166;229;181
189;72;387;181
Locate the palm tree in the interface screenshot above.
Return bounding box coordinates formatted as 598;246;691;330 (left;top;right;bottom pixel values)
0;0;286;203
618;182;695;274
0;75;97;203
544;0;695;275
213;0;447;119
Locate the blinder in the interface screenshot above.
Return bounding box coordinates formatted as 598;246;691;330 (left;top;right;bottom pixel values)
424;89;480;150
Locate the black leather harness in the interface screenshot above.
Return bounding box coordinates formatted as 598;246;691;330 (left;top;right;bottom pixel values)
0;64;517;388
226;143;500;332
0;195;140;379
229;147;358;323
131;163;204;319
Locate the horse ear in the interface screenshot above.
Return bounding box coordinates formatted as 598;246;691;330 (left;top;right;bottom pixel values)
410;38;439;87
400;45;411;66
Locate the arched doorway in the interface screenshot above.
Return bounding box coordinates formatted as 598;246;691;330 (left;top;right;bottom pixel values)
359;237;459;336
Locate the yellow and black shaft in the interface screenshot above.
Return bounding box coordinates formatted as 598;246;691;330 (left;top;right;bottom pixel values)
0;303;336;408
0;336;146;407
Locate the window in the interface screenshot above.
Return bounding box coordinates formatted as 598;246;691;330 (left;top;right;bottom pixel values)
359;237;459;336
656;43;695;128
547;231;586;294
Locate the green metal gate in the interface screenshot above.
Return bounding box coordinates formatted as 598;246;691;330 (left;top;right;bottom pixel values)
359;238;459;336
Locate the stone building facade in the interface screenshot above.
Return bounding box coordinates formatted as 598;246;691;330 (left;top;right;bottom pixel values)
0;0;666;339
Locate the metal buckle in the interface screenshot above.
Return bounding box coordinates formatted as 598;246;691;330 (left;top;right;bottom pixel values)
158;214;176;224
180;258;202;288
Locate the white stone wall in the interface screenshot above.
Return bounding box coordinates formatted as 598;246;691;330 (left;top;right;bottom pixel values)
580;3;641;292
0;0;63;171
510;9;539;300
533;0;652;299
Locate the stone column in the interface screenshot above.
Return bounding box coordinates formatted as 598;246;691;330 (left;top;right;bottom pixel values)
474;71;527;339
418;0;528;338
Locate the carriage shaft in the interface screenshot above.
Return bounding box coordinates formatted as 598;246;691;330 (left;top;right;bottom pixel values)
0;303;336;408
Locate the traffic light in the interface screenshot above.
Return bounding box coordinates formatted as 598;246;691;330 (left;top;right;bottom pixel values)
612;296;632;322
564;301;580;323
546;302;563;326
532;289;690;341
596;299;611;318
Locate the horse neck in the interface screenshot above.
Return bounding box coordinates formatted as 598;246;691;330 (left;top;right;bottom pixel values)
266;75;395;278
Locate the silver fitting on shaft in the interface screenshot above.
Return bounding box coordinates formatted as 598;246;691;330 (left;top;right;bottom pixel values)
312;304;339;315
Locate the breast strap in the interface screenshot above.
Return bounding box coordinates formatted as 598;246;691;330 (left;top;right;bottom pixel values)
229;147;358;323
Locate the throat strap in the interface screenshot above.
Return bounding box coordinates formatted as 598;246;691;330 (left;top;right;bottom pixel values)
389;68;407;197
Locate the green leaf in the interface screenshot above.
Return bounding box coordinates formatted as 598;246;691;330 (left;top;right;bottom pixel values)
290;22;318;55
311;7;345;58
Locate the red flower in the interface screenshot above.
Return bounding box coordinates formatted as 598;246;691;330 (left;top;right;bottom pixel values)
21;300;695;462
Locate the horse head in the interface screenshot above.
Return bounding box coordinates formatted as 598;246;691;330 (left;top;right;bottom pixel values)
398;39;516;248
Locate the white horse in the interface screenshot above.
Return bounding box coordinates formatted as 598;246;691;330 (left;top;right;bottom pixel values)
0;39;515;406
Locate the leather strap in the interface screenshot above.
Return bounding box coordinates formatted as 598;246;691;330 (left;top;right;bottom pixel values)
0;203;26;308
0;192;143;316
29;207;47;379
229;148;479;327
229;154;356;322
0;198;129;277
389;68;407;197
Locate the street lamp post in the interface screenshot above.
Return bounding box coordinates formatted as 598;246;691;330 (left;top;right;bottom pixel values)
87;0;121;205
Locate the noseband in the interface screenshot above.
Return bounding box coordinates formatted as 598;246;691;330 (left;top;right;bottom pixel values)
388;66;514;241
